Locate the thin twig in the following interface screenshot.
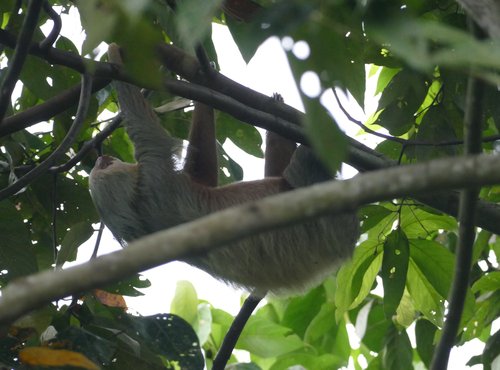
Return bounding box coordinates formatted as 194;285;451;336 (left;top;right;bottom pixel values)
0;0;44;122
51;173;58;263
49;114;123;173
332;88;500;147
332;89;407;144
91;222;105;259
39;1;61;50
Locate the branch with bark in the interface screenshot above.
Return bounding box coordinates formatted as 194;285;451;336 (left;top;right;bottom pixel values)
1;152;500;328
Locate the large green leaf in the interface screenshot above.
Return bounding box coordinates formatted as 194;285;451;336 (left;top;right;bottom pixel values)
415;319;437;369
381;229;410;318
281;286;325;338
382;324;413;370
302;96;348;174
55;221;94;266
335;239;383;319
170;280;199;328
238;316;304;358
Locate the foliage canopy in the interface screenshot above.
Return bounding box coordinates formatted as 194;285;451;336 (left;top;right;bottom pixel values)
0;0;499;369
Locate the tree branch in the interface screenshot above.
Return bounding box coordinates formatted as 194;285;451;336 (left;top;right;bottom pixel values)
431;22;486;369
0;78;111;137
1;152;500;327
39;1;61;50
0;0;44;121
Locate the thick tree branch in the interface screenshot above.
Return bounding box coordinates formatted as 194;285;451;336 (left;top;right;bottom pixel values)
0;28;113;76
1;152;500;327
157;43;304;126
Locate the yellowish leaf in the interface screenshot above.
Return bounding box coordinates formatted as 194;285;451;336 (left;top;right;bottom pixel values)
93;289;127;309
19;347;100;370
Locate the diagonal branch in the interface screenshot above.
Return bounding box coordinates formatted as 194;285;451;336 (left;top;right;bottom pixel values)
1;152;500;328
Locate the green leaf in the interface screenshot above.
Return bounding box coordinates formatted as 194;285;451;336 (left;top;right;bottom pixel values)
175;0;222;51
304;304;350;362
269;353;345;370
211;308;234;348
473;230;492;264
0;200;38;282
303;302;335;344
356;301;391;353
77;0;119;54
407;239;474;327
104;274;151;297
226;16;264;63
375;67;401;95
217;112;263;158
303;96;348;174
370;19;500;82
170;281;199;328
56;222;94;266
281;286;325;338
382;229;410;318
55;326;117;367
394;289;416;328
374;69;428;136
125;314;204;369
400;207;457;239
412;105;460;161
218;144;244;184
462;291;500;342
227;363;262;370
482;329;500;370
374;139;403;161
196;303;212;345
409;239;454;299
382;324;413;370
335;239;383;319
359;205;393;234
415;319;437;369
472;271;500;293
238;316;303;358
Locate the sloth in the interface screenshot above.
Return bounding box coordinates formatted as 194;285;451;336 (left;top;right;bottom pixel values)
89;44;359;296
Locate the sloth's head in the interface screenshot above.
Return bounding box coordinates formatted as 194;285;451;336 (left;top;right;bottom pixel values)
89;156;138;230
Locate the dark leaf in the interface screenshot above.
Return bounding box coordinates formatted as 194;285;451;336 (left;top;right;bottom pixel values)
415;319;437;368
382;324;413;370
382;229;410;318
0;200;38;282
